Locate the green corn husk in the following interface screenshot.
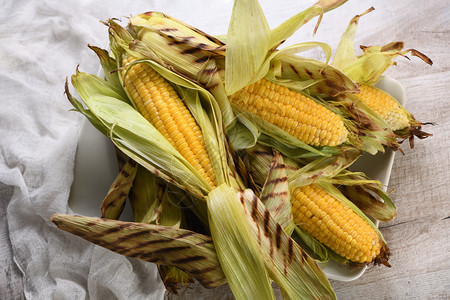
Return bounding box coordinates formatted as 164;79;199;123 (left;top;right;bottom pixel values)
133;169;194;293
88;45;128;99
157;265;194;295
207;184;275;300
332;7;433;146
332;8;432;85
51;214;227;288
113;147;185;227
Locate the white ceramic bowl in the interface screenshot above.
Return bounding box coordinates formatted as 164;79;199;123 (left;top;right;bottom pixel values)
68;76;405;281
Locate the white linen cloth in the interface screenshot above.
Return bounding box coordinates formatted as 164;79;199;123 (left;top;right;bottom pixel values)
0;0;414;299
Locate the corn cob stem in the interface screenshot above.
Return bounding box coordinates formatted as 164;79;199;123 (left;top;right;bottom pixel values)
230;79;348;147
122;56;216;188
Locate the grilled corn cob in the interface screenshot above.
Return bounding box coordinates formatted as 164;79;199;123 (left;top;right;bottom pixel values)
291;184;385;263
229;79;348;147
122;56;216;188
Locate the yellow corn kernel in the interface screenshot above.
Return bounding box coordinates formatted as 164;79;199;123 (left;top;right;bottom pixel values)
229;79;348;147
358;84;410;131
122;56;216;187
291;184;383;263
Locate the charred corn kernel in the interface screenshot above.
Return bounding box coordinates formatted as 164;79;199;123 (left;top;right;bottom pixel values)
291;184;382;263
122;56;216;187
229;79;348;146
358;84;410;131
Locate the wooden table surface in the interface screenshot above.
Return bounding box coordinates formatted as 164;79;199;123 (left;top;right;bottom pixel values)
1;0;449;299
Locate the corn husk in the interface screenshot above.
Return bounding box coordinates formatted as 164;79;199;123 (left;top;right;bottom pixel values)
259;151;293;232
157;265;194;295
110;148;193;293
100;157;138;220
264;46;359;98
332;8;432;85
51;214;226;288
88;45;128;99
132;169;193;293
207;184;275;300
238;189;336;299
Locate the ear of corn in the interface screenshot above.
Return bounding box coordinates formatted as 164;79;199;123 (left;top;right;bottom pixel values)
356;84;433;147
291;183;388;264
127;15;237;133
332;8;433;146
230;78;349;147
67;70;211;199
245;143;397;222
261;50;401;154
358;84;408;131
121;56;217;188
